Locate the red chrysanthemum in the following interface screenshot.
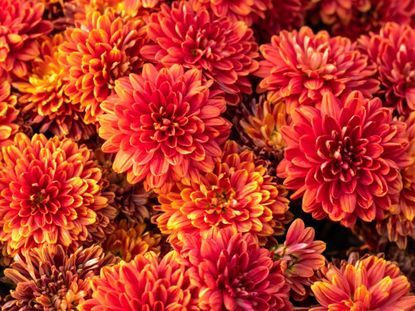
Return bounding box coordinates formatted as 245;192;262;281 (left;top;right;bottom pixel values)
314;0;415;39
274;219;326;301
80;251;199;310
188;0;271;25
278;91;410;227
0;133;117;256
14;34;95;141
0;0;53;78
180;227;293;310
359;22;415;116
3;244;117;310
98;64;231;192
256;27;379;111
140;1;259;105
376;112;415;249
58;7;147;124
155;140;291;246
310;255;415;310
0;67;18;149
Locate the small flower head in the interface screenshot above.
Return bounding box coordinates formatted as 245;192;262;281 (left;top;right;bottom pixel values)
311;255;415;310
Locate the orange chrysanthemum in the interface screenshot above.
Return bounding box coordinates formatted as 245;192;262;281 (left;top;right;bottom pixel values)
14;34;95;141
59;7;146;124
274;219;326;301
80;251;198;310
310;255;415;310
140;1;259;105
256;27;379;111
359;22;415;116
98;64;231;192
180;227;293;310
188;0;271;25
2;244;117;310
0;68;18;148
0;0;53;77
103;220;161;261
315;0;415;39
239;97;288;158
156;140;291;246
278;91;410;227
0;133;117;256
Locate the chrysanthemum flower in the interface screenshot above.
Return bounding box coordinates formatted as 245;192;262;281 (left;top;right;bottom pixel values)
2;244;117;310
278;91;410;227
80;251;198;310
315;0;415;39
359;22;415;116
155;140;291;246
140;1;259;105
310;255;415;310
188;0;271;25
180;227;293;310
98;64;231;192
0;0;53;77
376;112;415;248
103;220;161;261
14;34;95;141
239;97;288;158
256;27;379;111
0;68;18;149
274;219;326;301
0;133;117;256
58;7;147;124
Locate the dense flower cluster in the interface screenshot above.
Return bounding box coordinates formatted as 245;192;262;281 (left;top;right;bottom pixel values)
2;0;415;309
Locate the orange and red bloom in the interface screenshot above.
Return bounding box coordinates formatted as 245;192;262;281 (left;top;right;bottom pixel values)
0;67;18;148
80;251;198;310
141;1;259;105
256;27;379;111
59;7;146;124
360;22;415;116
98;64;231;192
274;219;326;300
311;255;415;310
180;227;293;310
3;244;117;310
0;0;53;78
155;140;291;246
0;133;116;256
279;91;410;227
14;34;95;141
